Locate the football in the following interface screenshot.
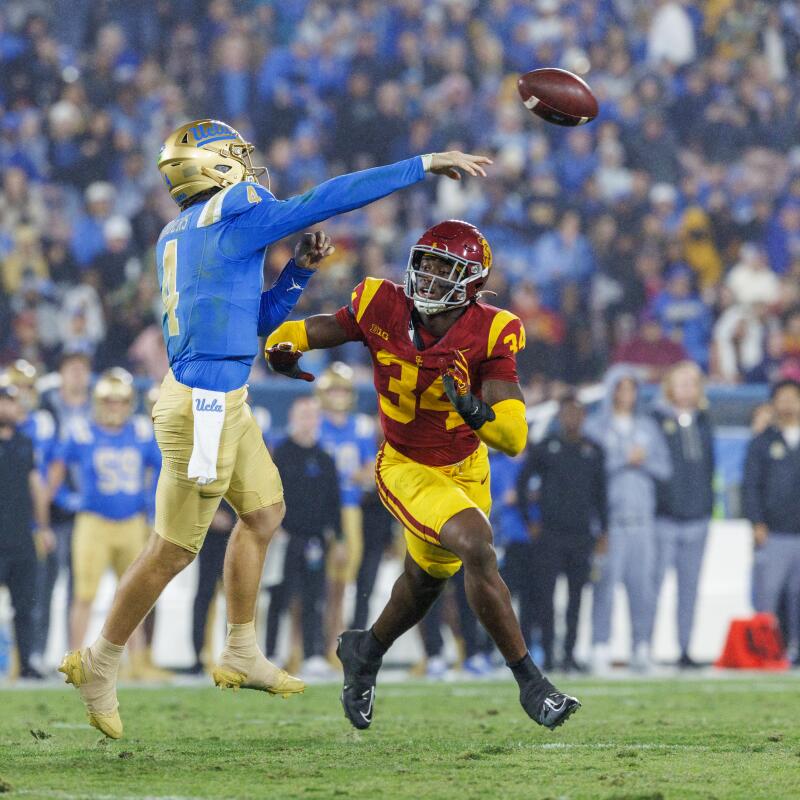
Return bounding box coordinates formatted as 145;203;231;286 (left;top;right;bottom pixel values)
517;67;599;126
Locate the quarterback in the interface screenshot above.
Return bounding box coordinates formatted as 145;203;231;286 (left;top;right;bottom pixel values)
267;220;581;730
58;118;491;739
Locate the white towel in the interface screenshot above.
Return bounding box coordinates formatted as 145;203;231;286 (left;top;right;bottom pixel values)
187;387;226;485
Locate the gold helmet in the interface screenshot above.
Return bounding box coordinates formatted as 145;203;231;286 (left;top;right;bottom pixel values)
316;362;355;413
157;119;266;206
3;359;38;412
93;368;135;428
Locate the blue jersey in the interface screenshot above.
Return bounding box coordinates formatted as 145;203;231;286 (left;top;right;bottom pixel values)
489;451;538;546
319;414;377;507
18;409;56;475
54;417;162;521
155;157;425;392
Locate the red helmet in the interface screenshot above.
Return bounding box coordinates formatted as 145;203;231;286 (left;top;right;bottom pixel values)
405;220;493;315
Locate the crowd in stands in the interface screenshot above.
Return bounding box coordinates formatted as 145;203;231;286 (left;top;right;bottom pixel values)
0;0;799;398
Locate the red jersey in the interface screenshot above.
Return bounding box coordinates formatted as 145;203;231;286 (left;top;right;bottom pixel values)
335;278;525;467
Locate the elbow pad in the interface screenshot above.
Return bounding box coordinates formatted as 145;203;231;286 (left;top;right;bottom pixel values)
476;399;528;457
265;320;309;352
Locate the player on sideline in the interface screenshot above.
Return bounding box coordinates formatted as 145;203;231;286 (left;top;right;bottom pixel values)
57;119;490;739
266;220;581;730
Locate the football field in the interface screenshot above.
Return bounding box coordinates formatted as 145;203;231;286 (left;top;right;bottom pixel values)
1;675;799;800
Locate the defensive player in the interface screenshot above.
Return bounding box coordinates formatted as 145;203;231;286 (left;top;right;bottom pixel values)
58;118;490;739
266;220;581;730
315;363;377;660
49;369;160;662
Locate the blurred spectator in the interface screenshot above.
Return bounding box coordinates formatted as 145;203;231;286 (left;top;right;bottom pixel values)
612;312;689;381
648;0;697;67
650;264;713;369
516;394;607;672
650;362;715;667
585;366;671;673
71;182;115;269
680;207;723;290
2;226;48;294
743;379;800;660
726;244;781;307
711;301;772;384
267;397;343;678
530;210;594;308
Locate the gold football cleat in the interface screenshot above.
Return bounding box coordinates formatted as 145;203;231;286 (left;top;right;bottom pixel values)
211;665;305;698
58;650;124;740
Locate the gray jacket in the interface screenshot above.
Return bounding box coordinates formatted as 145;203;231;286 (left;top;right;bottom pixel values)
584;366;672;527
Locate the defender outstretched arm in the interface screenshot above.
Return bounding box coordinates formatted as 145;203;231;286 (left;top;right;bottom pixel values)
266;314;352;353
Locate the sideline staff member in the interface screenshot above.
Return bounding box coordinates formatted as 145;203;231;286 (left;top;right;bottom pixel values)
743;378;800;659
0;382;54;678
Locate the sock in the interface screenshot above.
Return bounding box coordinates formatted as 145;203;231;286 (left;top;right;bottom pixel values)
78;637;123;716
88;636;124;679
363;628;388;660
220;620;292;688
221;621;258;673
507;652;544;688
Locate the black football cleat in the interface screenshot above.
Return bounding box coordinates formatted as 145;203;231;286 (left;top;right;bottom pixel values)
520;679;581;730
336;630;382;730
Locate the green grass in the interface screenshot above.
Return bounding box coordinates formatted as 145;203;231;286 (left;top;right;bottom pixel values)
1;676;799;799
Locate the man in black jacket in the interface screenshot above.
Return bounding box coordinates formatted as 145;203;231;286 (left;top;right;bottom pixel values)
650;361;715;668
516;394;607;671
267;396;343;677
0;383;53;678
743;378;800;660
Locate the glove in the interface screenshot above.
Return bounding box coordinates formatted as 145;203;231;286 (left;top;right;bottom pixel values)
266;342;315;382
440;349;495;430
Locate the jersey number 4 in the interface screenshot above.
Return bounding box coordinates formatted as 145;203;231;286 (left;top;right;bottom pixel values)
376;350;463;430
160;239;180;337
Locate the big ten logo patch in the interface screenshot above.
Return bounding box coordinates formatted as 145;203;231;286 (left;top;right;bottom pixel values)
370;323;389;341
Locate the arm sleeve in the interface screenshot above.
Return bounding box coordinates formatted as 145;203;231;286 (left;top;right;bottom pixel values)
742;437;765;525
257;259;315;336
476;398;528;456
225;157;425;254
